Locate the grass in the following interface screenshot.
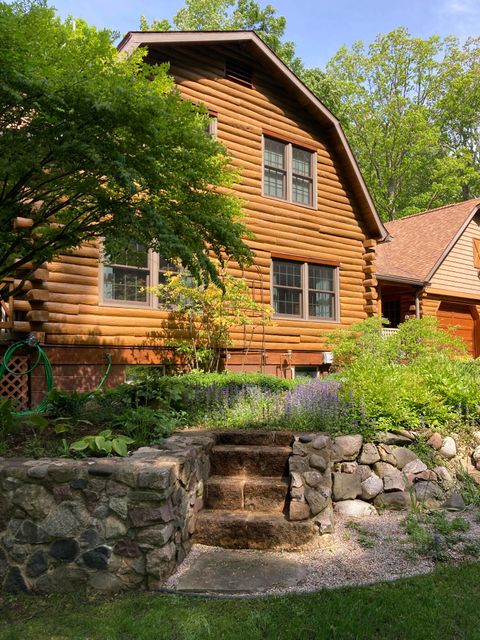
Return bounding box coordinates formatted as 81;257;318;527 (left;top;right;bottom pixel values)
1;563;479;640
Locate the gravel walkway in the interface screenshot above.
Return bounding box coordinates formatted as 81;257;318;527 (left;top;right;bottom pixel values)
165;510;480;597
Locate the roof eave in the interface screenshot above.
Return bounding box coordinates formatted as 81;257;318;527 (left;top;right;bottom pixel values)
376;273;428;287
118;30;388;241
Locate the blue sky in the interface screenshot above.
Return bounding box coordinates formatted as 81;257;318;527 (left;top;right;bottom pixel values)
52;0;480;67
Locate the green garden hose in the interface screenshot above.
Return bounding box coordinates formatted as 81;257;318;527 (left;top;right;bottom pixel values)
0;335;112;415
0;335;53;415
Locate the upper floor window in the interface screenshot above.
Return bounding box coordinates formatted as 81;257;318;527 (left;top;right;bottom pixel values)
272;258;338;321
102;243;179;307
263;136;315;207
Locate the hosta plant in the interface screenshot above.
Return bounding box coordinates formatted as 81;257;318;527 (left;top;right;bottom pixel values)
70;430;134;457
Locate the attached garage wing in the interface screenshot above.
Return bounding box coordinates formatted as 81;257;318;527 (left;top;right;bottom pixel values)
437;302;478;357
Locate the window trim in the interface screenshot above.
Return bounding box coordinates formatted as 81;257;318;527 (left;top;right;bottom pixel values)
270;258;340;323
262;134;317;210
99;244;178;310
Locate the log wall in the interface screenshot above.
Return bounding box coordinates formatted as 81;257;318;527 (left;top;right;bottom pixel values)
12;42;379;372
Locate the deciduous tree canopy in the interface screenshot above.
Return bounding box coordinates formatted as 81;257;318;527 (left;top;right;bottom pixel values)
0;1;252;301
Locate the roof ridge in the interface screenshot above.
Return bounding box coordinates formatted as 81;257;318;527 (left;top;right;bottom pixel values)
388;198;480;224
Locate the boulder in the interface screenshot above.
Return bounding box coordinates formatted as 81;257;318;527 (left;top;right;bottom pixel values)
393;447;418;469
304;488;328;516
378;444;397;465
11;484;55;521
314;505;335;534
361;475;383;500
309;454;329;472
303;471;323;488
402;459;427;475
334;500;377;517
358;443;380;465
374;491;411;510
473;431;480;445
289;500;310;521
442;493;466;511
357;465;373;481
472;446;480;464
383;468;406;492
373;461;396;479
340;462;358;474
440;437;457;459
433;466;454;485
332;472;362;501
414;481;444;504
332;435;363;462
311;435;330;451
427;432;443;450
375;431;415;445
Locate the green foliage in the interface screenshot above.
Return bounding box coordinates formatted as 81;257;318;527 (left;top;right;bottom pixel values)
150;267;272;372
402;511;471;561
0;399;14;452
141;0;304;74
0;1;252;301
111;406;178;444
329;317;476;433
70;429;134;457
315;28;480;220
456;468;480;507
2;563;480;640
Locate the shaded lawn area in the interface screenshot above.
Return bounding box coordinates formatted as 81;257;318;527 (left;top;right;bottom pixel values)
0;562;479;640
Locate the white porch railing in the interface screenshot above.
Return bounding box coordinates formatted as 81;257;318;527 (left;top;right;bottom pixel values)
382;327;399;338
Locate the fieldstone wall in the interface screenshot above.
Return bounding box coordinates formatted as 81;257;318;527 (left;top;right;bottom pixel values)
0;433;214;594
288;430;469;525
288;434;334;535
330;433;455;516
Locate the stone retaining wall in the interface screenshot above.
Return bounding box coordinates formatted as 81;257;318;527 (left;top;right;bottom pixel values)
288;431;462;523
0;433;214;594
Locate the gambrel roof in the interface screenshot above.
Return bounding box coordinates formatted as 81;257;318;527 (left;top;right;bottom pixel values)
118;30;388;241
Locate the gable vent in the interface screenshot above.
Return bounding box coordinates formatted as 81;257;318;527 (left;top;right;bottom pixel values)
225;58;253;87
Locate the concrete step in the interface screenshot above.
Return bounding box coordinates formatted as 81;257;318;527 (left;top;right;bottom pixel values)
194;510;317;550
216;430;294;447
205;476;289;512
210;445;291;477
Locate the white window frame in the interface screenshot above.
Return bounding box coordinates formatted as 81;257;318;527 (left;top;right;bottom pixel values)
271;259;340;323
262;135;317;209
292;365;321;379
99;244;178;309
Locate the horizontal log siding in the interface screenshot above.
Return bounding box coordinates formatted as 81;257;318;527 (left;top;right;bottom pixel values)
430;213;480;297
32;43;373;355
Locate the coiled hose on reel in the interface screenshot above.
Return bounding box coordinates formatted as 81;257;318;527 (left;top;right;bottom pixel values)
0;335;111;415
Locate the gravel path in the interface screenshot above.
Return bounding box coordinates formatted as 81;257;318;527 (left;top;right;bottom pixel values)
165;510;480;597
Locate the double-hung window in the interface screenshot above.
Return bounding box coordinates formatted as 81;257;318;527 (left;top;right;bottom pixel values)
263;136;315;207
272;259;339;321
102;243;180;307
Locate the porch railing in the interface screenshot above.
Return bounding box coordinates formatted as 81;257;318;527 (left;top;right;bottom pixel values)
381;327;399;338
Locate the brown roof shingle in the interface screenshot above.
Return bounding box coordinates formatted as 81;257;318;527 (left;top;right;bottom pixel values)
376;199;480;283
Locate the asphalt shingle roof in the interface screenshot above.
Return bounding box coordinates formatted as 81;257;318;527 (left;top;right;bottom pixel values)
376;199;480;282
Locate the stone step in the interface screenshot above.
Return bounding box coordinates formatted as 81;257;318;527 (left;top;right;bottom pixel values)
194;510;317;550
210;445;291;477
205;476;289;512
215;431;294;447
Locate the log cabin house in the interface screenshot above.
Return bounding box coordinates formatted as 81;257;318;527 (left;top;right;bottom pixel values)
376;198;480;356
2;30;393;404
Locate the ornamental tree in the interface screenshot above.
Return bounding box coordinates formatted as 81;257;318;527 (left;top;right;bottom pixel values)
0;1;252;302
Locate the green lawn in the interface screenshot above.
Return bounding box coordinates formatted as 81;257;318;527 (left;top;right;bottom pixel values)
1;562;479;640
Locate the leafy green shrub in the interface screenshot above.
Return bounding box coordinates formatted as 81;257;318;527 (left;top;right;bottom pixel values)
329;317;478;433
70;430;134;457
111;406;178;444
